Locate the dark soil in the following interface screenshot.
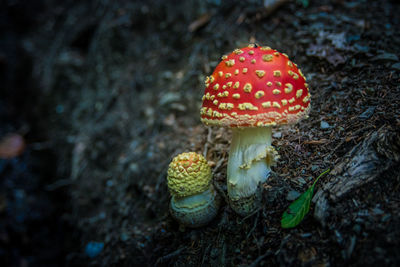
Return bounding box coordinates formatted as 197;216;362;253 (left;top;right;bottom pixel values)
1;0;399;266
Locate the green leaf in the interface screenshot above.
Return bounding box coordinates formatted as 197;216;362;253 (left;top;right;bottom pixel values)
281;169;330;228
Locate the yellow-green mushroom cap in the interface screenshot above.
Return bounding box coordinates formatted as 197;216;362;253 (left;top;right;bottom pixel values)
167;152;211;198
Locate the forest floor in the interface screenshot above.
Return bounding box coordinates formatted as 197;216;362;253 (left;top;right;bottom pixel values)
1;0;400;266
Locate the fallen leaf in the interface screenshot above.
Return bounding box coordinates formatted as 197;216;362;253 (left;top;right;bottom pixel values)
281;169;330;228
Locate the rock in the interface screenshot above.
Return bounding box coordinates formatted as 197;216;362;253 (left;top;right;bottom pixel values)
273;132;282;139
300;233;312;238
320;121;330;129
359;106;375;120
372;53;399;62
159;92;181;105
286;190;301;201
353;44;369;53
120;232;129;242
311;165;319;172
297;177;307;184
372;207;384;215
391;63;400;71
85;242;104;258
162;71;173;80
55;104;64;114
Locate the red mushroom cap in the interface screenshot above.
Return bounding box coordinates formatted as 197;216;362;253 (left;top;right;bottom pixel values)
200;44;311;127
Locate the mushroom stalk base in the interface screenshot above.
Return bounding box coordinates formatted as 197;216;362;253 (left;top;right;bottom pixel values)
170;185;220;228
229;189;262;216
227;127;273;215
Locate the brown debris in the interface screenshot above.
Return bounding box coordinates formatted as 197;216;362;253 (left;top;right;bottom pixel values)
313;126;400;225
0;134;26;159
188;13;212;32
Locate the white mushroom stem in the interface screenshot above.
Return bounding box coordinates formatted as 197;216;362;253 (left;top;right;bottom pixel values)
227;127;275;200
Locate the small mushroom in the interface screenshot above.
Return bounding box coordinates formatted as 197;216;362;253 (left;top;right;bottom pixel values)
200;44;311;216
167;152;220;227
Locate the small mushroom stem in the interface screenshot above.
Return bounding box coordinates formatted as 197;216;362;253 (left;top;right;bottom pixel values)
170;185;220;228
227;127;274;215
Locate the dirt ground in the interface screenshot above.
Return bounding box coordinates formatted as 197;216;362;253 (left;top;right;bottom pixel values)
1;0;400;266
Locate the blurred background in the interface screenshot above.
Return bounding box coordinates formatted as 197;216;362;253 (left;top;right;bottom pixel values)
0;0;399;266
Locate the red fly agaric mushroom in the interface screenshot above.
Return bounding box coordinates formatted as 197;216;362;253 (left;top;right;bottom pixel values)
200;44;311;216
